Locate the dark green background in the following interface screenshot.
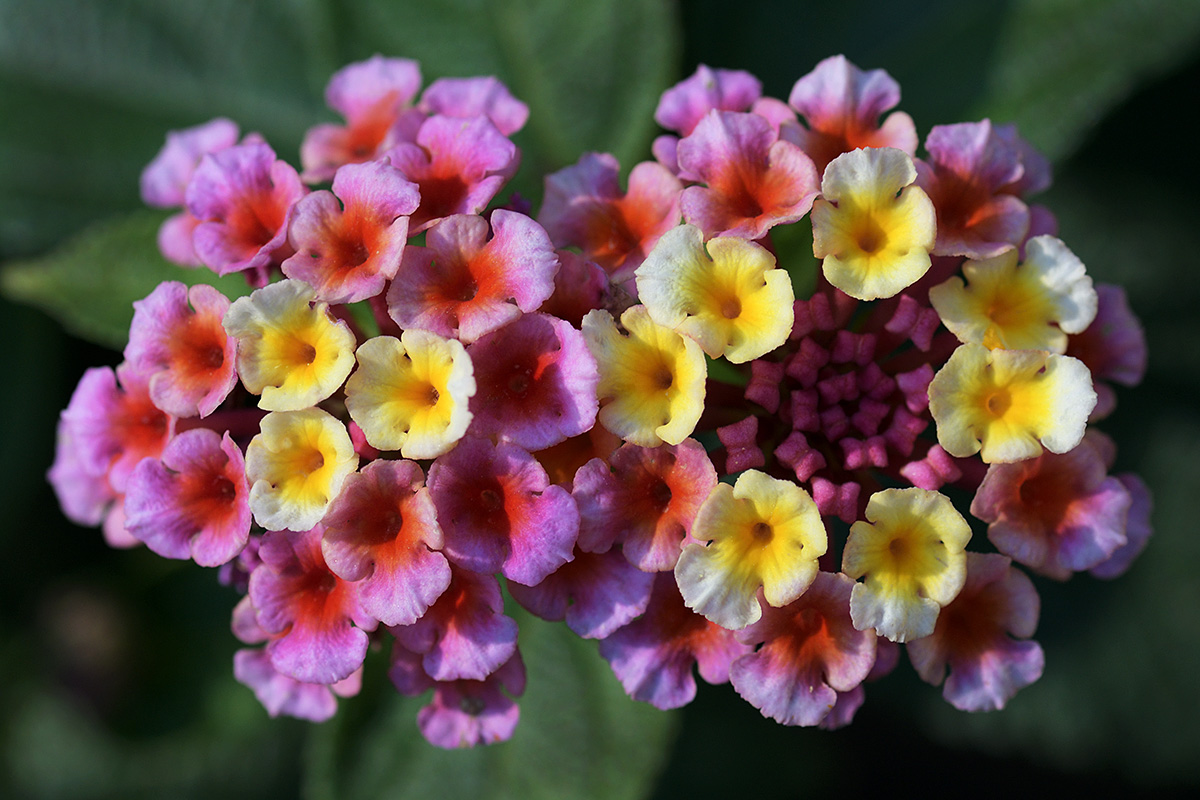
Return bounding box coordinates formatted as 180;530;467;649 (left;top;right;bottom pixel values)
2;1;1198;797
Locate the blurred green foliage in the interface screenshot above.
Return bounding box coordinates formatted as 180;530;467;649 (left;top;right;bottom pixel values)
2;0;1199;797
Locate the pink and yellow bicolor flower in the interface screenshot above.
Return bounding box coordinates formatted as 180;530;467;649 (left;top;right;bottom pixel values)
842;488;971;642
636;224;794;363
811;147;936;301
223;279;357;412
928;343;1096;463
344;329;476;459
675;470;827;630
581;305;706;447
929;235;1097;353
245;408;359;531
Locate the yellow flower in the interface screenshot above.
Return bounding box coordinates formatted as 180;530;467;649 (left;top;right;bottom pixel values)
581;305;706;447
675;470;827;630
843;488;971;642
811;147;936;300
223;279;356;411
245;408;358;531
635;224;794;363
928;343;1095;463
929;236;1096;352
344;331;475;459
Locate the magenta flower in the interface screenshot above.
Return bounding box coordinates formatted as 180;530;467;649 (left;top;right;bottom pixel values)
1066;284;1148;420
320;459;450;628
124;429;250;566
916;120;1030;259
539;152;682;282
300;55;423;182
466;312;599;451
391;566;518;682
248;527;374;684
730;571;876;727
656;64;762;137
508;546;655;639
971;434;1134;580
386;115;518;232
186;141;307;282
907;552;1044;712
600;572;751;710
283;160;420;303
786;55;918;174
572;438;717;570
677;110;819;240
427;437;578;586
60;363;174;493
419;76;529;135
538;250;610;328
387;210;558;343
233;648;362;723
1090;474;1153;579
124;282;236;417
47;418;119;531
390;644;526;749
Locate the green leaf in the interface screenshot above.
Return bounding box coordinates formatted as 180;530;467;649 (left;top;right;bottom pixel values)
305;611;679;800
0;210;251;349
969;0;1200;160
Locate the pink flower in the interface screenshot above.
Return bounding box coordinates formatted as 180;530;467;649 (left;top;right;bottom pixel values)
186;141;307;282
786;55;918;174
301;55;423;182
386;115;518;232
466;312;599;451
539;153;682;282
248;527;374;684
655;64;762;137
124;282;237;417
283;160;419;303
419;76;528;135
427;437;578;586
599;573;750;709
677;110;819;240
387;210;557;343
320;459;451;627
907;553;1044;712
233;648;361;722
124;429;250;566
1065;284;1148;420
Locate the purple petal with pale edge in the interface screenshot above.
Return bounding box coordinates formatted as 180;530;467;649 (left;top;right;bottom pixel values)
655;64;761;136
730;572;875;726
1090;474;1153;579
124;429;250;566
509;548;654;639
994;122;1052;196
818;685;865;730
420;77;529;135
249;529;371;684
416;652;526;749
325;55;421;120
428;438;578;586
391;568;518;682
925;121;1023;189
539;152;624;247
48;418;116;527
788;55;901;131
540;250;610;328
234;648;338;722
599;573;750;709
232;594;269;645
141;117;239;207
907;553;1043;711
467;313;598;451
321;459;450;627
157;211;202;266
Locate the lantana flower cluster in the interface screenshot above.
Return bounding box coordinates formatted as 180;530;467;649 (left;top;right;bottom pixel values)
50;54;1151;746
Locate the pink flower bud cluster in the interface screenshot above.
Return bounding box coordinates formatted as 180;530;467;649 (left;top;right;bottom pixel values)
49;53;1152;745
